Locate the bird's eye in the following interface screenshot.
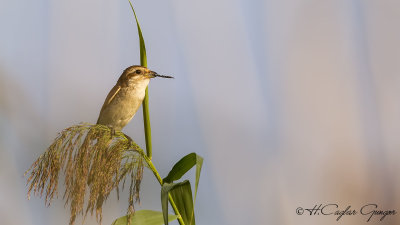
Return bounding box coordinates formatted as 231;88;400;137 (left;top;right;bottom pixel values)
135;70;142;74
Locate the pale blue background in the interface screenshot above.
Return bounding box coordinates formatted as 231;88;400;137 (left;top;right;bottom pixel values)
1;1;400;225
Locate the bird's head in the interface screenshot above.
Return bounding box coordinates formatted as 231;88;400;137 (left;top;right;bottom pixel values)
118;65;173;86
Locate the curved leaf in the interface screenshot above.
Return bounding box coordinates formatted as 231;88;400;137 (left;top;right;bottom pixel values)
161;183;176;225
112;210;177;225
161;181;195;225
170;181;195;225
163;153;203;202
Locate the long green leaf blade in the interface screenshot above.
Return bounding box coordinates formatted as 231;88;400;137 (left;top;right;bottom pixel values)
161;183;176;225
128;0;147;67
128;0;152;159
163;153;203;202
170;181;195;225
161;181;195;225
194;155;203;203
111;210;177;225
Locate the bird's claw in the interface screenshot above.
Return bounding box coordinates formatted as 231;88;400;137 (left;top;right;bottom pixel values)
124;134;133;143
110;127;116;138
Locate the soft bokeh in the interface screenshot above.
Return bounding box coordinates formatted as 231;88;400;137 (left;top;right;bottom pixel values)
1;0;399;225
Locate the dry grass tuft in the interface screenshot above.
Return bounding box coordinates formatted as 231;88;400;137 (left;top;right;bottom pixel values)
25;123;146;225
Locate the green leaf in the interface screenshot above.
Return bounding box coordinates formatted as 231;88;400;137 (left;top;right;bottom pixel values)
128;0;152;159
128;0;147;67
111;210;177;225
170;181;195;225
163;153;203;202
161;183;176;225
161;181;195;225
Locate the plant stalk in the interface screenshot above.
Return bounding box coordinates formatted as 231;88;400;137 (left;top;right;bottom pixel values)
129;0;152;159
142;88;152;159
138;150;185;225
128;2;181;224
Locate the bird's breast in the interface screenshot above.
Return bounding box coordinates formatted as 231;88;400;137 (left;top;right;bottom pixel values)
97;79;150;130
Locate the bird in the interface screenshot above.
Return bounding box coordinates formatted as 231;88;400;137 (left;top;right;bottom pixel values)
97;65;173;131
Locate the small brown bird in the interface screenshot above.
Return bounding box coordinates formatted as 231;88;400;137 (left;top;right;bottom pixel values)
97;65;173;131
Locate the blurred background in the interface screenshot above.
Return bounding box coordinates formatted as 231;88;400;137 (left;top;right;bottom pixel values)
1;0;399;225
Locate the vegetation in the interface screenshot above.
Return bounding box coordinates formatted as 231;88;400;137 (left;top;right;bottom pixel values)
25;2;202;225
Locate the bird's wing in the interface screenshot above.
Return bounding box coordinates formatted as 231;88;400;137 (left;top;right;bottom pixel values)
104;85;121;106
97;85;121;119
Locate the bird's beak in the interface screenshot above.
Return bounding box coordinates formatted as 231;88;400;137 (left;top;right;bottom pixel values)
148;71;174;79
